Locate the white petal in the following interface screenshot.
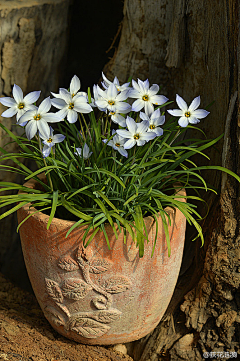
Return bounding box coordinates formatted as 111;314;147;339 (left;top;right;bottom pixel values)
55;108;68;120
1;106;17;118
75;148;82;156
150;108;160;119
117;104;131;114
70;75;80;95
115;89;129;102
111;114;126;127
176;94;188;111
148;84;159;96
25;120;38;139
154;115;165;126
0;97;16;107
24;104;38;112
167;109;184;117
53;134;65;143
192;109;210;119
132;99;144;112
95;99;108;110
38;120;50;139
188;96;201;112
153;127;163;136
124;139;136;149
178;116;189;127
51;91;63;99
51;98;67;109
132;79;141;92
83;144;91;159
107;84;118;99
126;117;137;134
67;109;78;123
113;76;120;86
116;129;132;139
38;97;51;114
136;139;146;146
42;145;51;158
144;101;154;114
43;113;63;123
140;132;156;141
59;90;72;103
102;72;111;86
188;116;200;124
150;95;168;106
138;120;149;134
12;84;23;103
139;112;149;121
116;102;131;112
18;109;36;124
144;79;150;90
128;89;140;98
16;108;26;121
74;92;87;100
24;91;41;104
97;86;107;99
74;103;93;114
138;79;146;93
117;147;128;158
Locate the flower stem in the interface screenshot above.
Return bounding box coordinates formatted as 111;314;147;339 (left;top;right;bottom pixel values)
38;136;53;192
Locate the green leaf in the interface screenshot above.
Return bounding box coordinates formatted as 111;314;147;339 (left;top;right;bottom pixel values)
47;190;59;230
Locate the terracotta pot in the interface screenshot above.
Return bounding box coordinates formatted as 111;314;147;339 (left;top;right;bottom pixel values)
17;177;186;345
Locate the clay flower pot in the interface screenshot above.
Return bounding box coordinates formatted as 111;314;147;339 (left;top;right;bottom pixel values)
17;177;186;345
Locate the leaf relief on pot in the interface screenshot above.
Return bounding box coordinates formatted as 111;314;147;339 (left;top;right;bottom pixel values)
44;245;131;338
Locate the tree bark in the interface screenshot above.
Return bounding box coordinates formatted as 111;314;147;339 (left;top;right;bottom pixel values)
0;0;70;287
103;0;240;359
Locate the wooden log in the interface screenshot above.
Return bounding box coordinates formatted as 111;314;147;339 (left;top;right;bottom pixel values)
0;0;70;284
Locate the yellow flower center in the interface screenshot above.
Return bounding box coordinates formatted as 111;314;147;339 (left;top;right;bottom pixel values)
47;138;53;143
110;111;116;115
18;103;24;109
108;100;115;106
149;124;155;129
68;102;74;109
142;95;149;101
185;111;191;118
34;114;41;120
115;143;120;147
134;134;140;140
72;93;75;97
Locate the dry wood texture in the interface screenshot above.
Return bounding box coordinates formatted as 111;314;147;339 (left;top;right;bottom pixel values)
0;0;70;286
103;0;240;359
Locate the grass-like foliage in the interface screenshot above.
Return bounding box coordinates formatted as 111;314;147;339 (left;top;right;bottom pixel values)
0;76;239;257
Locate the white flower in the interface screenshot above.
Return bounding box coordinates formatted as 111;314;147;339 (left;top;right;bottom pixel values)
40;127;65;158
102;72;130;92
95;84;131;114
51;91;93;124
103;130;128;157
167;94;210;127
116;116;156;149
129;79;168;114
51;75;87;100
75;143;92;159
108;107;131;127
140;108;165;136
17;97;61;140
0;84;40;121
91;85;106;112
